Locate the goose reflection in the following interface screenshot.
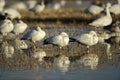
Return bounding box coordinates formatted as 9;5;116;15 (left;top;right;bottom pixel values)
79;53;99;70
97;31;112;59
32;48;46;63
1;41;14;58
110;21;120;33
54;55;70;72
105;36;120;45
14;39;28;50
100;34;120;59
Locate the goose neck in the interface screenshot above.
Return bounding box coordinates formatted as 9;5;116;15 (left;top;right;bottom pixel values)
106;6;111;17
118;0;120;4
41;0;44;5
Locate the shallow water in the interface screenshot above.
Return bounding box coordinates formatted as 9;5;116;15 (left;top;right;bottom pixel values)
0;65;120;80
0;22;119;80
1;0;120;80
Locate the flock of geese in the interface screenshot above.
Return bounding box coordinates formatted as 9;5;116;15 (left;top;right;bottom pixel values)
0;0;120;70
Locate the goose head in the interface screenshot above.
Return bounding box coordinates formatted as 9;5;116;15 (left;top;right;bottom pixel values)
36;26;42;31
106;2;111;8
89;31;97;36
41;0;44;5
60;32;68;37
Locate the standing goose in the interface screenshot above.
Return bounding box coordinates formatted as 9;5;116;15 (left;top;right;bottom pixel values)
32;0;45;13
87;4;104;15
44;32;69;50
10;2;27;11
89;3;112;31
4;8;21;20
13;20;27;37
70;31;98;53
0;19;14;41
26;0;37;10
21;26;46;46
0;0;5;12
110;0;120;15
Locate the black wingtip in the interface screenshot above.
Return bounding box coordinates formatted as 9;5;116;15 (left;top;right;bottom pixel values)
43;40;48;45
21;37;26;40
69;37;77;42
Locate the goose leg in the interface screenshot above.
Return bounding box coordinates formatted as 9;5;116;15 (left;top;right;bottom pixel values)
77;43;80;55
87;46;90;53
33;42;37;50
66;45;69;56
2;35;6;42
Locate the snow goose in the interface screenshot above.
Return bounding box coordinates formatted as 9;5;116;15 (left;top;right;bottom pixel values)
75;0;82;5
0;19;14;41
110;0;120;15
26;0;37;10
0;0;5;12
89;3;112;31
10;2;27;11
54;2;61;10
87;4;104;15
44;32;69;50
31;0;45;13
60;0;66;6
4;8;21;20
53;0;66;10
21;26;46;46
70;31;98;53
13;20;27;37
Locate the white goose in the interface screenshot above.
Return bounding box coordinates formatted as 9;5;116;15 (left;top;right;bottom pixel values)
4;8;21;20
89;3;112;30
53;0;66;10
13;20;27;36
32;0;45;13
10;2;27;11
70;31;98;53
22;26;46;43
26;0;37;10
44;32;69;49
0;19;14;40
87;4;104;15
110;0;120;15
0;0;5;12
